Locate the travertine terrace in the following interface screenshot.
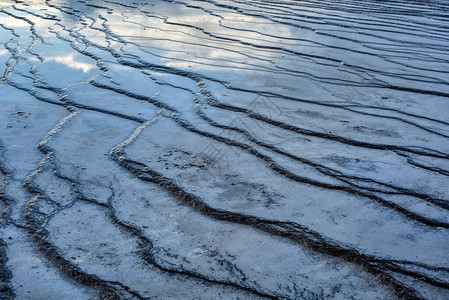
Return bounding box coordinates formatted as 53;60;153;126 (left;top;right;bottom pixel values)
0;0;448;299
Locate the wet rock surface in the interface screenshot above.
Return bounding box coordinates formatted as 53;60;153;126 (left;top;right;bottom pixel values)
0;0;448;299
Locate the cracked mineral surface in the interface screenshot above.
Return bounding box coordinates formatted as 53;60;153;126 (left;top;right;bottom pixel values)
0;0;448;299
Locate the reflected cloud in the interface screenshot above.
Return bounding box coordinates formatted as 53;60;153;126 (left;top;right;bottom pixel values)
46;54;95;72
0;16;29;27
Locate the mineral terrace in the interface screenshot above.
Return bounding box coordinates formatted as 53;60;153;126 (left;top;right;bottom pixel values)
0;0;448;299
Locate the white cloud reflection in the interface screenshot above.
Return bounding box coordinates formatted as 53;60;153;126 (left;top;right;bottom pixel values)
46;54;95;73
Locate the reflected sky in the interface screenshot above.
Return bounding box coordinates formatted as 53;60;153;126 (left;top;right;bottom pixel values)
0;0;448;93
